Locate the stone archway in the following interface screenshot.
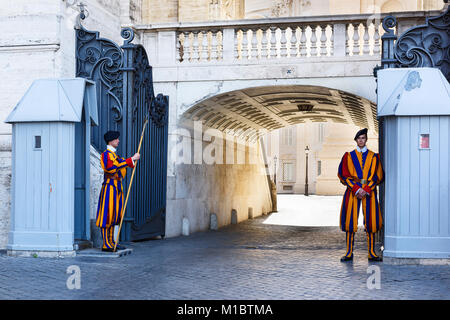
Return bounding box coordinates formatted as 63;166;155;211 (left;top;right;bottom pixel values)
165;84;379;237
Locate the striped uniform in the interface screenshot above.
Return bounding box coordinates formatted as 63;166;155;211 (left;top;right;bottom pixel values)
337;149;384;258
95;149;134;249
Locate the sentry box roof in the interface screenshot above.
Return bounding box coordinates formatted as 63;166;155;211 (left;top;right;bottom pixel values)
5;78;98;125
377;68;450;117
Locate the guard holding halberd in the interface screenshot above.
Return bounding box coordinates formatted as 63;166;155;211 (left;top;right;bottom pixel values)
96;130;140;252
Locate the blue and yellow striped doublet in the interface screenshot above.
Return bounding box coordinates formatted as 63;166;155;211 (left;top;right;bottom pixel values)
95;149;134;234
338;148;384;259
337;149;384;233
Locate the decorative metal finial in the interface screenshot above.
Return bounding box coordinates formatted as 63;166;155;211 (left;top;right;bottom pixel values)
78;2;86;20
382;15;397;35
75;2;89;29
121;27;135;45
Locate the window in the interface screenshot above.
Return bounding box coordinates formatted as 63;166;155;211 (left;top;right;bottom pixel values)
34;136;42;150
282;127;294;146
318;123;324;143
419;134;430;149
317;160;322;176
282;162;294;181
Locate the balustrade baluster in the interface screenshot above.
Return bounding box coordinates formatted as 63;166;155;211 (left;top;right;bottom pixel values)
345;24;351;55
242;29;249;60
352;23;360;56
200;31;209;61
261;28;269;59
217;31;223;59
251;29;259;59
363;24;370;55
192;31;200;61
270;27;277;58
280;27;288;58
290;26;298;58
328;25;334;56
310;26;318;57
234;29;240;59
299;26;307;57
320;25;327;56
211;31;218;60
183;32;191;62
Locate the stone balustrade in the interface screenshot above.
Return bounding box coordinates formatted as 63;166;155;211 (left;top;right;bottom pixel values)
135;11;439;66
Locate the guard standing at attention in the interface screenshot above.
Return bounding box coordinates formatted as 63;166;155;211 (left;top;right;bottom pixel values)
337;128;384;262
96;130;140;252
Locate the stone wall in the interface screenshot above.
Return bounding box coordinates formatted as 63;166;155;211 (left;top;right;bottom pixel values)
121;0;143;25
141;0;444;23
142;0;245;23
166;133;273;237
142;0;179;23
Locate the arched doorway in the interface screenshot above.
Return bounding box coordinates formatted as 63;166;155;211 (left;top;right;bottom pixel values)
175;84;379;229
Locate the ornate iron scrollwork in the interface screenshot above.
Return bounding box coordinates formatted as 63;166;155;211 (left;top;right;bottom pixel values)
130;44;168;127
383;5;450;82
131;45;154;123
76;25;124;122
150;94;169;127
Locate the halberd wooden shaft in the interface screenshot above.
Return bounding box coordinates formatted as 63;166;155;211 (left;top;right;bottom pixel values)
114;119;148;252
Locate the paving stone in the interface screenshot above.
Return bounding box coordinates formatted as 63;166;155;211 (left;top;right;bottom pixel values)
0;216;448;299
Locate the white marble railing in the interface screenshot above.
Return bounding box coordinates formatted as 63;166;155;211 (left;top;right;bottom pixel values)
178;22;382;62
135;11;438;65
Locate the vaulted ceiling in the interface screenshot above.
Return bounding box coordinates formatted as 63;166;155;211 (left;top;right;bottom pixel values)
180;85;378;142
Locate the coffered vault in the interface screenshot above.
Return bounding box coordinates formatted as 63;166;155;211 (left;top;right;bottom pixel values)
180;85;378;141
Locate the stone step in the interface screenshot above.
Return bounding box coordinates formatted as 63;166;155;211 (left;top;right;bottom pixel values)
75;248;133;258
74;240;93;251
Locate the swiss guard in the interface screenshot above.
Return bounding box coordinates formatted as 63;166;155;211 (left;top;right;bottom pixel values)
96;130;140;252
337;128;384;262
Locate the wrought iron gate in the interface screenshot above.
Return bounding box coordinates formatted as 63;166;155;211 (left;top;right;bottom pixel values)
75;19;168;241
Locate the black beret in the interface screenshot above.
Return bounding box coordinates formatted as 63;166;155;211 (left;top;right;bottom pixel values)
104;130;120;143
354;128;368;141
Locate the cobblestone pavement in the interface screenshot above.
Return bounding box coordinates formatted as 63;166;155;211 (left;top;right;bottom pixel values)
0;216;449;300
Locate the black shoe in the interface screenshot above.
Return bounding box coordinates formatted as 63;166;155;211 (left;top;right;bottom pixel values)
340;255;353;262
368;256;383;262
115;244;126;251
101;247;115;252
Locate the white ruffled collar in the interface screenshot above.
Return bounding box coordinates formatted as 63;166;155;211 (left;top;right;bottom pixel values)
106;145;117;153
356;146;368;153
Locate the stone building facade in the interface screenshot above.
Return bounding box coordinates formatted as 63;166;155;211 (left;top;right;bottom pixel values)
263;122;378;196
141;0;443;22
